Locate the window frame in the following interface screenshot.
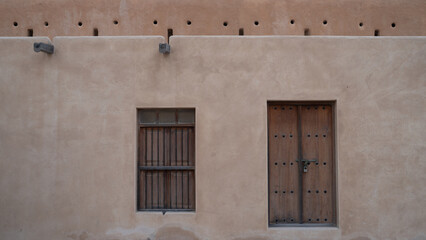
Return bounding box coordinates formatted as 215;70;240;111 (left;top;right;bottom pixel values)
136;108;196;213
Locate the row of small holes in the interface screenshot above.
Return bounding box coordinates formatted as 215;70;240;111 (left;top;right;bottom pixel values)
153;20;259;26
274;134;326;138
276;218;295;223
12;20;120;27
306;106;326;110
274;134;293;138
12;20;397;28
274;190;294;194
275;190;328;194
274;162;327;166
307;134;327;138
307;190;328;193
290;19;396;28
308;218;328;222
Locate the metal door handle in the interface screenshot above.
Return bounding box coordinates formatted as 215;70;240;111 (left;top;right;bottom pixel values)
296;159;318;163
296;159;318;172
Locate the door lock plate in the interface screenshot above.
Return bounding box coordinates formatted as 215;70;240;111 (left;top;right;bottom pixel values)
296;159;318;173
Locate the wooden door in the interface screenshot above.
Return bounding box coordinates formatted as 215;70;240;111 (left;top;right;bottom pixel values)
268;102;335;226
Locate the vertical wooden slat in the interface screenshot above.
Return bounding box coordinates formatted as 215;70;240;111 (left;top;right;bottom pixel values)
146;172;152;208
268;104;299;224
318;105;333;223
189;170;195;209
268;104;280;224
175;128;178;207
139;170;145;209
186;129;190;207
157;129;160;207
163;129;167;208
301;105;333;223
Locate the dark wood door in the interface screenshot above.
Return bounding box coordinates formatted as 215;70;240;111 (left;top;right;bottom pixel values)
268;103;335;226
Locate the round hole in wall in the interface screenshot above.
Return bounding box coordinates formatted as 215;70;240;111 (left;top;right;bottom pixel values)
308;218;312;222
153;20;158;25
291;218;294;222
316;190;319;193
223;21;228;27
323;20;328;25
275;191;278;194
113;20;118;25
187;20;192;25
325;218;328;222
290;19;295;24
307;134;311;137
307;162;311;165
307;106;310;110
290;162;293;166
273;107;277;110
44;21;49;27
282;134;285;138
323;162;327;165
13;22;18;27
274;135;278;138
315;134;318;138
283;162;286;165
254;21;259;26
391;22;396;28
316;218;320;221
275;162;278;165
315;162;319;165
308;190;311;193
322;106;326;109
281;107;285;110
283;218;286;222
359;22;364;27
323;134;326;137
78;21;83;27
314;106;318;110
283;190;286;193
290;190;294;193
289;134;293;138
324;190;327;193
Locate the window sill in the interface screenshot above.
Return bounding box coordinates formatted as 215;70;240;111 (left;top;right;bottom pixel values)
269;223;338;229
137;209;195;215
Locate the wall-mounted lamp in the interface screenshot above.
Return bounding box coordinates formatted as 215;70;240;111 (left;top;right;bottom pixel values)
159;43;170;54
34;42;54;54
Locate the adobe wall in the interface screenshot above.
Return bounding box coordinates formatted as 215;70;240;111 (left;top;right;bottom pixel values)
0;36;425;240
1;0;426;39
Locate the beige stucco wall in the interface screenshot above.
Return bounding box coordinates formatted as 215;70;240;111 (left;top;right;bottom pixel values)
0;36;425;240
1;0;426;38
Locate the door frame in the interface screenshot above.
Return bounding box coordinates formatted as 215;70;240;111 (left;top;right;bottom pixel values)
267;100;338;227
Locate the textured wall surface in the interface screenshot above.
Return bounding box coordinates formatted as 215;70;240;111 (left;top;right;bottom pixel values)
1;0;426;39
0;36;425;240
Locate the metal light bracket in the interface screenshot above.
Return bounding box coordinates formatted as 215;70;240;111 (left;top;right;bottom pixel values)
159;43;170;54
34;42;54;54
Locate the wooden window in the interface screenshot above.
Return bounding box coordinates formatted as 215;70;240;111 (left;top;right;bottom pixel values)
137;109;195;212
268;102;336;226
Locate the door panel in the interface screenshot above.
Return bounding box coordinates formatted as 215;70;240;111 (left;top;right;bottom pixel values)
268;103;335;226
268;104;300;224
301;105;334;224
